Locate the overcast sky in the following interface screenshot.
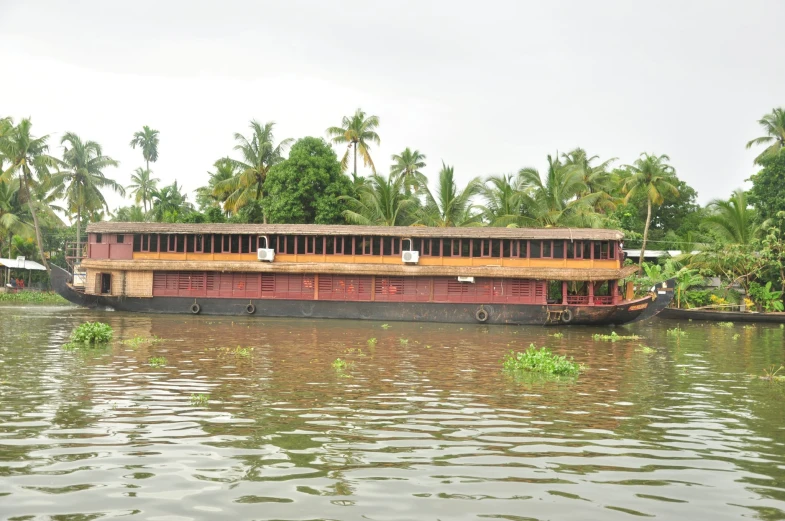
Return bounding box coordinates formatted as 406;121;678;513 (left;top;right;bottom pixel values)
1;0;782;213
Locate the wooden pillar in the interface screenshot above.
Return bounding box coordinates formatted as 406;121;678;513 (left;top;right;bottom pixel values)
314;274;319;300
588;280;594;305
562;281;568;305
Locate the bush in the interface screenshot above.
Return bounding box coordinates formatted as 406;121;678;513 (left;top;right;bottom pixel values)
68;322;113;347
502;344;582;377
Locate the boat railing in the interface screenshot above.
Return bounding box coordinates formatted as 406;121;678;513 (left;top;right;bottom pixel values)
566;295;590;305
594;296;614;305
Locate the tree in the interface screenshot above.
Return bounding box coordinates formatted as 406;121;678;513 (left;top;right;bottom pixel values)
746;107;785;165
264;137;353;224
561;148;617;213
195;158;236;212
51;133;123;258
478;173;532;227
216;120;292;221
518;154;603;227
113;205;146;222
342;172;416;226
621;153;679;267
703;189;758;245
150;181;192;222
748;150;785;221
129;126;160;172
0;118;61;272
390;148;427;194
326;108;381;183
420;162;482;227
127;168;159;213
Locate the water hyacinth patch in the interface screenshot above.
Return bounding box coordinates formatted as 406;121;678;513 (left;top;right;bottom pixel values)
502;344;583;377
66;322;113;347
592;331;642;342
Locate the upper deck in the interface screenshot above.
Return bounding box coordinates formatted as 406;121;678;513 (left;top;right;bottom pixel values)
83;223;624;271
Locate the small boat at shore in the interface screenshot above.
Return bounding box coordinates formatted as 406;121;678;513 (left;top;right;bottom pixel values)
52;222;675;326
658;307;785;324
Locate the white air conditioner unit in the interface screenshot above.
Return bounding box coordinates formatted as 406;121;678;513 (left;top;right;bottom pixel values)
402;250;420;264
457;276;475;283
257;248;275;262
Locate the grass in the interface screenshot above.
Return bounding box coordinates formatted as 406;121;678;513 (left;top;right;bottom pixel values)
502;344;583;377
667;327;686;337
0;291;69;305
637;345;656;354
592;331;642;342
65;322;113;348
190;393;209;405
717;321;734;328
367;337;378;347
148;356;167;367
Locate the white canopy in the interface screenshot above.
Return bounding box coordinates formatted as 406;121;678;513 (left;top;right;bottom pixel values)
0;258;47;271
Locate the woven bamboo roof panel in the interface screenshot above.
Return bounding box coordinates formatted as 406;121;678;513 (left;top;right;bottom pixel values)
82;259;638;282
87;222;624;241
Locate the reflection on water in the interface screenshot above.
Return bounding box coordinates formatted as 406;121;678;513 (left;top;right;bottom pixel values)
1;305;785;520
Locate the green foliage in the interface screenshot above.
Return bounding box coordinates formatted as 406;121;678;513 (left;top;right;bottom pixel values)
761;365;785;382
0;291;68;304
366;337;377;346
667;327;686;337
502;344;582;377
232;346;253;357
148;356;167;367
592;331;642;342
748;281;784;312
748;151;785;221
717;321;734;328
190;393;209;405
549;332;564;338
326;108;381;182
68;322;113;347
264;137;352;224
637;345;656;354
331;358;352;371
120;335;162;348
380;324;391;329
399;337;409;345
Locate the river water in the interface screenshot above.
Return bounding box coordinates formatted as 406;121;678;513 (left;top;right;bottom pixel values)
1;306;784;520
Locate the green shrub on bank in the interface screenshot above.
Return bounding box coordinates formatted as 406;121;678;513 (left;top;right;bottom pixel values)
67;322;113;347
502;344;583;377
0;292;69;305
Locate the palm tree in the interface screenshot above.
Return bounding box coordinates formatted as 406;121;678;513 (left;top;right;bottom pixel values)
0;118;61;271
216;121;291;222
127;168;159;212
342;173;417;226
129;126;160;172
703;189;758;245
561;148;617;213
113;205;146;222
621;153;679;267
518;154;602;227
746;108;785;164
478;173;533;227
419;163;483;227
150;181;192;222
390;148;427;194
51;133;124;257
196;158;236;212
0;179;34;283
326;108;381;183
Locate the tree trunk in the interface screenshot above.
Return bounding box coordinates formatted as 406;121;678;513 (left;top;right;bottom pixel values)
25;180;49;273
76;206;81;267
6;231;11;286
639;198;652;268
353;143;358;183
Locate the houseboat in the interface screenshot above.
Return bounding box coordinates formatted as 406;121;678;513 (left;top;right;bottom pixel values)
51;223;674;326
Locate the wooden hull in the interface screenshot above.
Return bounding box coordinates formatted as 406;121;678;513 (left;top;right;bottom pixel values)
52;265;674;326
658;307;785;324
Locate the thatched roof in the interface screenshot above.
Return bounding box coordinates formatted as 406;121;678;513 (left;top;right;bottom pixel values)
87;222;623;241
82;259;638;282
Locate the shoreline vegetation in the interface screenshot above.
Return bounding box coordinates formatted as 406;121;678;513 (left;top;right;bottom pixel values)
2;108;785;311
0;291;70;305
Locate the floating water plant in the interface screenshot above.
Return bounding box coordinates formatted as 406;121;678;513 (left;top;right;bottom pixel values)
148;356;167;367
761;365;784;382
592;331;642;342
399;338;409;345
732;333;741;340
332;358;350;370
367;337;378;347
667;327;686;337
717;322;734;328
380;324;391;329
66;322;113;348
637;345;656;354
233;346;253;357
502;344;583;377
550;332;564;338
190;393;209;405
